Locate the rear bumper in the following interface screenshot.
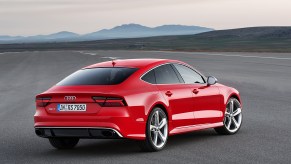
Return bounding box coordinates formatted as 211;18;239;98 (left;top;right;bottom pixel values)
35;127;123;139
34;106;147;140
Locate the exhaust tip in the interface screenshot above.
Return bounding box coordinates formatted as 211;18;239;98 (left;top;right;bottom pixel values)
35;129;43;136
102;130;113;137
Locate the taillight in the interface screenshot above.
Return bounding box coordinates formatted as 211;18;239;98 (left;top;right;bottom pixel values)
36;97;51;107
92;96;126;107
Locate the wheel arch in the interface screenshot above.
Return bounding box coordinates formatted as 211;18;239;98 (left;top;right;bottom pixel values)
146;102;172;130
148;102;169;120
221;87;242;106
153;104;169;120
218;86;242;111
227;92;242;108
229;94;241;103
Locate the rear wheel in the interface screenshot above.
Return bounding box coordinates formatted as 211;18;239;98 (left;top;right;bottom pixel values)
49;138;79;149
138;107;168;152
215;98;242;135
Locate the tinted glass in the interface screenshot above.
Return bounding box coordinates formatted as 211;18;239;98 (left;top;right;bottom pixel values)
173;64;205;84
154;64;181;84
141;70;156;84
57;67;138;86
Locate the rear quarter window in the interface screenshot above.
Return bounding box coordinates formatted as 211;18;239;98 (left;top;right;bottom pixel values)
141;70;156;84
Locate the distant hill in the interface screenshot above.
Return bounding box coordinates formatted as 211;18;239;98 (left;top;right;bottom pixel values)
0;35;23;41
1;26;291;52
0;24;213;44
42;31;80;40
194;26;291;39
0;31;80;44
81;24;213;40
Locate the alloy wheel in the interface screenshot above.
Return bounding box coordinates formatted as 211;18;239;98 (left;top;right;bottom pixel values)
149;110;168;149
224;99;242;133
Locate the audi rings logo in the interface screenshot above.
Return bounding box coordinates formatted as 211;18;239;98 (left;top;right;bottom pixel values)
64;96;76;101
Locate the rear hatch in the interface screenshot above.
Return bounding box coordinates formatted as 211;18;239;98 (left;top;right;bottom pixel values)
36;67;137;115
37;86;121;115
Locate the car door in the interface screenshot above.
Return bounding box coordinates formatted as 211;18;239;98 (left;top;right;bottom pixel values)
153;64;195;128
172;63;222;125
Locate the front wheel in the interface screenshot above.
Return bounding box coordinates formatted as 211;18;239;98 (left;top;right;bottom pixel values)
215;98;243;135
49;138;79;149
138;107;168;152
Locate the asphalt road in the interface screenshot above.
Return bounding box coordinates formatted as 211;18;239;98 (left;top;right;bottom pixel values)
0;50;291;164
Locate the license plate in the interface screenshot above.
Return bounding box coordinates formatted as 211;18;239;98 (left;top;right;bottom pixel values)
57;104;86;112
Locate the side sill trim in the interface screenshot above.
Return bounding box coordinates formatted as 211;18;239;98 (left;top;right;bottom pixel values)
169;122;223;135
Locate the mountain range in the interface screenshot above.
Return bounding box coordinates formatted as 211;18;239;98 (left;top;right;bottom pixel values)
193;26;291;39
0;24;213;44
1;26;290;52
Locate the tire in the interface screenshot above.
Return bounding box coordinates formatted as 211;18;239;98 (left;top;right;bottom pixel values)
138;107;168;152
215;98;243;135
49;138;79;149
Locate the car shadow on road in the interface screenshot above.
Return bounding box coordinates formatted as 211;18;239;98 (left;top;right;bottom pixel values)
36;129;218;157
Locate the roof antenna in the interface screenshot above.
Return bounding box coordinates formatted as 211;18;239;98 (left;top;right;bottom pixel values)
101;57;119;67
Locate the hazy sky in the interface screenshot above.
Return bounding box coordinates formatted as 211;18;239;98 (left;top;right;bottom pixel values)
1;0;291;36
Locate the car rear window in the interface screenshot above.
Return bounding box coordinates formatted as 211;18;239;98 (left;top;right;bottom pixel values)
57;67;138;86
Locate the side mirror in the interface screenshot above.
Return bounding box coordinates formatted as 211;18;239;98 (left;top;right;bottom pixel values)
207;76;217;86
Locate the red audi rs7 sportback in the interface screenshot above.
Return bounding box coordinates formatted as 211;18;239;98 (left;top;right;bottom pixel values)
34;58;242;151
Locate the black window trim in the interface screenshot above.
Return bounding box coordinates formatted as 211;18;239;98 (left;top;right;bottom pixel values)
140;63;206;85
170;64;185;83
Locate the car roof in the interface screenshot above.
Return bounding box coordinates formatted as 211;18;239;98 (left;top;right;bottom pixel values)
84;58;183;69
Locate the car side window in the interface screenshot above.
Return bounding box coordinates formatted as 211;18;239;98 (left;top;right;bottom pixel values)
154;64;182;84
141;69;156;84
173;64;205;84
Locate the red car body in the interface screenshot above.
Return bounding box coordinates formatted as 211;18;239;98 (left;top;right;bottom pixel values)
34;59;241;141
